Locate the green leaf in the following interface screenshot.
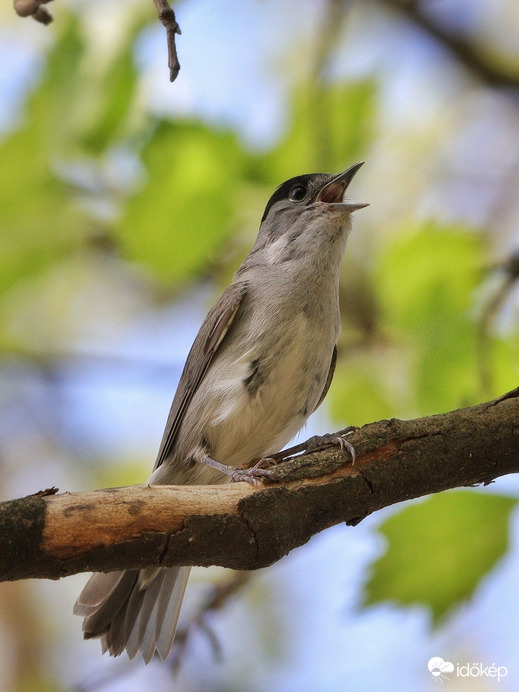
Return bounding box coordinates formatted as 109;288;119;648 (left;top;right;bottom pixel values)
25;16;86;151
376;222;487;413
258;79;376;183
116;120;252;285
329;356;402;427
377;221;485;331
27;12;143;154
0;128;91;297
490;335;519;397
79;16;145;152
0;17;93;298
364;491;516;623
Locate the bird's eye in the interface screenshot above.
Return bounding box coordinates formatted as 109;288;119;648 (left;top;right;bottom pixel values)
289;185;306;202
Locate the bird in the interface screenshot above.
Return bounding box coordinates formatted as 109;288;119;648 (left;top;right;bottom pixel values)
74;162;367;663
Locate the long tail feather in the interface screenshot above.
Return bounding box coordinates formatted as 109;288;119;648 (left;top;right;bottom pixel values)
74;566;190;662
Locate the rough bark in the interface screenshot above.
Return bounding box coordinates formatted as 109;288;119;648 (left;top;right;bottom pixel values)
1;389;518;582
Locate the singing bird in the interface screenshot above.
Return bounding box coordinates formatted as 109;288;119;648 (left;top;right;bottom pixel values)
74;163;367;662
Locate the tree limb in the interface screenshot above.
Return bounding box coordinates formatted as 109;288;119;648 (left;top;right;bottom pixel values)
1;388;518;582
376;0;519;90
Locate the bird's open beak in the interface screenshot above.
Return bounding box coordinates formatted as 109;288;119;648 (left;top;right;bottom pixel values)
316;162;369;211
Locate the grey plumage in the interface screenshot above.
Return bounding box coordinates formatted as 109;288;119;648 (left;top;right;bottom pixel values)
74;163;366;662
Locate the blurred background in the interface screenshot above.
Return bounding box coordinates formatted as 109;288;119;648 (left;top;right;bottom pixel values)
1;0;519;689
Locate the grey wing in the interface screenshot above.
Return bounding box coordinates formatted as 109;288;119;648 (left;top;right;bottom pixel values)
153;281;247;471
313;345;337;413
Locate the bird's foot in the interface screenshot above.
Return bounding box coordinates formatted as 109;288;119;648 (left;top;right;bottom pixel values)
201;455;279;485
265;426;358;465
232;458;280;485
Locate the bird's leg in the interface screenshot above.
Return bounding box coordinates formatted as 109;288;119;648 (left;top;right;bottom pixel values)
196;453;280;485
261;426;358;466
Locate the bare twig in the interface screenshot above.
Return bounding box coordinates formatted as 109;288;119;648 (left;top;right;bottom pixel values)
14;0;183;75
169;571;253;672
376;0;519;90
13;0;53;24
153;0;181;82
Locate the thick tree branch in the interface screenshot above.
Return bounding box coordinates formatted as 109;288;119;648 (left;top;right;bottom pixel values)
1;388;518;582
376;0;519;90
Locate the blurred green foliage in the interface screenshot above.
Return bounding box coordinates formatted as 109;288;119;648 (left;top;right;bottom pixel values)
377;222;486;414
0;23;90;300
330;219;517;620
258;79;376;181
116;121;252;283
364;492;517;623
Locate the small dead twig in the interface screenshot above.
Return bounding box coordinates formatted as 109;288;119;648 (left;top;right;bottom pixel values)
31;486;59;497
153;0;181;82
169;571;253;673
13;0;53;24
14;0;182;82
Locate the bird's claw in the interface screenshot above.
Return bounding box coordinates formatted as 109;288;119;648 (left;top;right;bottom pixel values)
231;458;280;485
303;430;356;464
265;426;358;465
